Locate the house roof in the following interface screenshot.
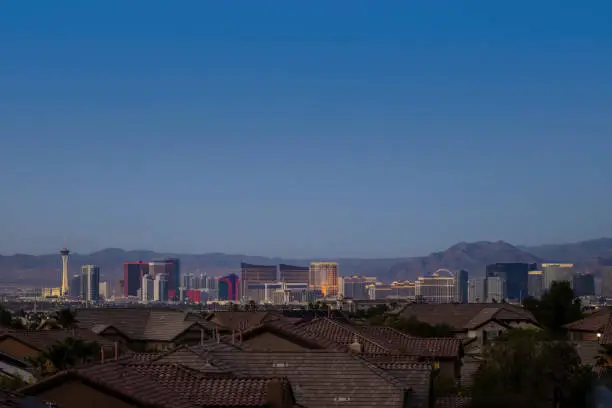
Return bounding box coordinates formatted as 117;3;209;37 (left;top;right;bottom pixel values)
436;396;472;408
199;350;409;408
205;311;281;331
398;303;537;330
150;341;242;373
0;329;116;353
69;345;431;408
76;308;220;342
600;312;612;345
292;318;462;359
564;308;611;333
231;319;345;351
19;359;293;408
573;341;602;366
381;365;432;408
0;389;56;408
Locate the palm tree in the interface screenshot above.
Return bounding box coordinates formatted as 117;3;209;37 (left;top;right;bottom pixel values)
53;308;78;329
27;338;100;375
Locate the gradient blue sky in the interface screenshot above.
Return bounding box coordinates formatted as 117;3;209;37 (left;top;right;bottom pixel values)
1;1;612;258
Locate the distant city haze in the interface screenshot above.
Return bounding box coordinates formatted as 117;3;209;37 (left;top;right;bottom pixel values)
1;2;612;258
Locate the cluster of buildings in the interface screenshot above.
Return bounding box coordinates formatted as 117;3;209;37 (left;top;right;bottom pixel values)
25;249;612;307
123;261;342;305
0;300;560;408
123;258;181;303
34;248;104;302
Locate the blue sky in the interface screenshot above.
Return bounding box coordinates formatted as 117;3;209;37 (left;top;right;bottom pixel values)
1;1;611;258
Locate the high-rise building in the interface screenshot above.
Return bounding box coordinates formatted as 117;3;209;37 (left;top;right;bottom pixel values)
99;281;109;299
123;261;149;297
486;263;532;300
573;273;595;297
468;278;487;303
241;263;277;282
80;265;100;302
309;262;339;297
542;263;575;291
182;273;194;290
240;263;277;299
149;261;167;276
60;248;70;296
279;264;309;284
455;270;469;303
219;273;240;301
528;270;544;299
154;273;169;302
163;258;181;296
148;259;180;300
486;277;507;303
343;277;369;300
415;271;456;303
70;275;81;298
601;267;612;297
141;275;154;303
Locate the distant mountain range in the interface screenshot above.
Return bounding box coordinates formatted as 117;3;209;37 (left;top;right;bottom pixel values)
3;238;612;286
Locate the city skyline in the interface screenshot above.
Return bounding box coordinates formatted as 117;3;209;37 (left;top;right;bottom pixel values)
2;2;612;258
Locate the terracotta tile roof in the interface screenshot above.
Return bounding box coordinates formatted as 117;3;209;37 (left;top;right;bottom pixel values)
205;311;282;331
399;303;537;330
76;308;219;342
20;359;293;408
436;396;472;408
150;342;242;373
129;364;288;407
204;350;408;408
360;354;424;368
127;352;161;363
564;308;610;332
233;319;346;351
464;308;504;330
600;312;612;345
292;318;463;359
0;329;116;353
0;389;58;407
76;308;149;337
573;341;602;365
296;318;392;353
381;365;432;408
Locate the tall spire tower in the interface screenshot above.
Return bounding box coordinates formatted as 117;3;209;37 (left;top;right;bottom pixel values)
60;247;70;296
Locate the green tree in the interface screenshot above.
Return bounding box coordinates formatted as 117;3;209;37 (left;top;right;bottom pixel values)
380;315;455;338
54;308;78;329
471;330;592;408
27;338;100;375
522;281;583;336
10;318;25;330
0;306;13;327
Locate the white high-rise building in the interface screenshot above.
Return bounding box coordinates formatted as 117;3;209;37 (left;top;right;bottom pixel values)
486;277;507;303
99;281;109;300
154;273;169;302
542;263;575;291
468;278;487;303
141;275;154;303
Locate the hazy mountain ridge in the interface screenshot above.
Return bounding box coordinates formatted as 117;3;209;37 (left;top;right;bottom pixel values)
2;238;612;286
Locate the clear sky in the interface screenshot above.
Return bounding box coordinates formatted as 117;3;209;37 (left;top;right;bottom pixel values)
1;1;611;258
